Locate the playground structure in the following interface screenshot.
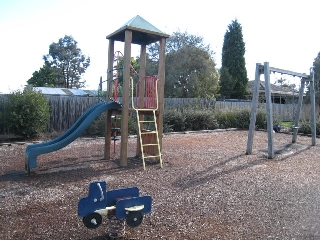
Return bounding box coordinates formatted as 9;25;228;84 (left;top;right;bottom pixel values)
246;62;316;158
78;181;152;238
24;16;169;174
104;15;170;169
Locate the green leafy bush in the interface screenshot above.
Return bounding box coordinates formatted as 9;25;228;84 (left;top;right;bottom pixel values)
184;110;218;131
85;105;291;137
215;108;269;130
163;108;218;132
85;112;107;136
215;110;237;128
255;109;267;130
234;108;251;129
0;95;9;134
298;118;320;135
298;121;310;134
86;112;137;136
163;109;186;132
128;112;138;135
6;89;50;139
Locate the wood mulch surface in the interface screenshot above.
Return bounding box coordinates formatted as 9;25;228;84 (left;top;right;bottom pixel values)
1;130;320;239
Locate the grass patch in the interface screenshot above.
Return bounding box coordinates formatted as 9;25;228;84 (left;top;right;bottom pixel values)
281;121;293;127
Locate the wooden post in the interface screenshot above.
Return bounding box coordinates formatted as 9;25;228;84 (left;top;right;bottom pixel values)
119;30;132;167
104;39;114;160
310;69;316;146
264;62;274;159
246;63;262;155
136;44;147;156
292;79;305;143
157;37;166;149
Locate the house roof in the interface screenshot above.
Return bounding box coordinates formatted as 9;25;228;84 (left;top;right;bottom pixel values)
34;87;98;96
106;15;170;45
247;81;299;96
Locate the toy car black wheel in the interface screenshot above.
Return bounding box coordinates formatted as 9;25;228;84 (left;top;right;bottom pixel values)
83;212;102;229
126;211;143;228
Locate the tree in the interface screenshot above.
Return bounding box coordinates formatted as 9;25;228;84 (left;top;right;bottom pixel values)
43;35;90;88
110;56;140;97
148;30;212;60
220;19;248;99
27;65;63;87
313;52;320;105
219;68;234;98
148;31;219;98
166;45;219;98
304;52;320;106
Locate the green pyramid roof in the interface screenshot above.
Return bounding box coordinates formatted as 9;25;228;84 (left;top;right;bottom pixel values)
106;15;170;45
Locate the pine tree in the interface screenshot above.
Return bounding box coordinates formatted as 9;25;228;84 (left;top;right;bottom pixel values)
220;19;248;99
313;52;320;102
307;52;320;105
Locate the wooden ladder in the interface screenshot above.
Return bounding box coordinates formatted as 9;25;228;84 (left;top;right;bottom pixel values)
136;109;163;170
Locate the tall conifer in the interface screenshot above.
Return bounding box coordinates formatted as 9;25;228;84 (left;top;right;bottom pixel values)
220;19;248;99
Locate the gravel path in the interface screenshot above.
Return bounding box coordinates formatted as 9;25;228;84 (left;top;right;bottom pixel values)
1;130;320;239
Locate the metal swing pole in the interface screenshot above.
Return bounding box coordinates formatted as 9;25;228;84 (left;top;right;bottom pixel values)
264;62;275;159
292;78;306;143
246;63;263;155
309;68;316;146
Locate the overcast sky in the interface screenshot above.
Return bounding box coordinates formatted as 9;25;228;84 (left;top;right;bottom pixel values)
0;0;318;93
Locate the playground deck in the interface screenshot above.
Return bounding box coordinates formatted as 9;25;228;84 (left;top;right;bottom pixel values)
1;130;320;239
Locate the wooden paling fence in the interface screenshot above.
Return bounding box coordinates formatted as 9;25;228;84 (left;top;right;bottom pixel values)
0;95;318;133
46;96;100;132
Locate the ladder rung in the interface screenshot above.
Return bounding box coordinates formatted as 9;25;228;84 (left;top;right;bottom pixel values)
143;155;161;158
141;131;157;134
142;144;158;146
139;120;156;123
136;109;156;111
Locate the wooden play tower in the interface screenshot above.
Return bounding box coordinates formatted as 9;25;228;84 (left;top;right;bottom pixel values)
104;15;170;169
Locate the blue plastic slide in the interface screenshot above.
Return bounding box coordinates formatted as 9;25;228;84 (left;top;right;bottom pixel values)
25;101;121;173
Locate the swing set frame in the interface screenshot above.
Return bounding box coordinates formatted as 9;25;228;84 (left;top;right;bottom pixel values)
246;62;316;158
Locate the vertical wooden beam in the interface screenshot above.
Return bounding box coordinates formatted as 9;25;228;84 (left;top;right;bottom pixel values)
105;110;112;159
292;79;305;143
157;37;166;149
136;44;147;156
264;62;274;159
119;30;132;167
138;45;147;107
104;39;114;160
246;63;262;155
309;69;316;146
107;39;115;100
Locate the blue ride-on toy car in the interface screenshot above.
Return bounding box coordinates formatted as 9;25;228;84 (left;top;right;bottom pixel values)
78;181;152;230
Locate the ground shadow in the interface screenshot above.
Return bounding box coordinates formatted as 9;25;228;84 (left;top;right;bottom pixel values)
173;144;311;190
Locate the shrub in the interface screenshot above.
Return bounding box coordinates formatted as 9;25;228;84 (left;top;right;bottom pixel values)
215;108;271;130
255;109;267;129
317;118;320;135
85;112;107;136
298;120;310;134
0;95;10;134
184;110;217;131
86;112;137;136
85;105;298;136
128;112;138;135
6;89;50;139
163;109;186;132
298;117;320;135
234;108;251;129
215;110;237;128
